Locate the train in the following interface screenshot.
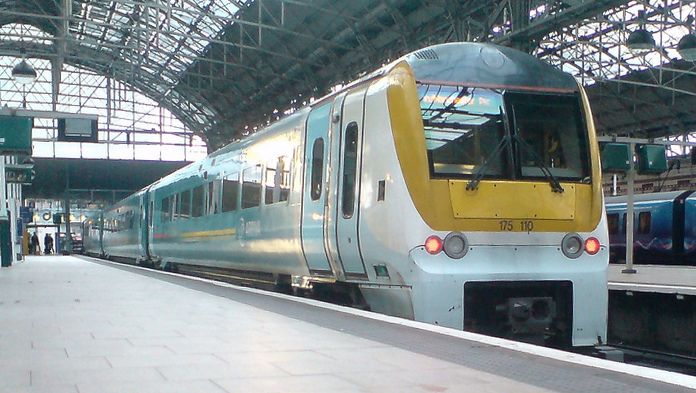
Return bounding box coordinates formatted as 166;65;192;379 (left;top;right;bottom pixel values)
82;42;608;348
606;190;696;265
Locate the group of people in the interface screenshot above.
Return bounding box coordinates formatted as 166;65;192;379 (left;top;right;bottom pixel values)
29;232;53;255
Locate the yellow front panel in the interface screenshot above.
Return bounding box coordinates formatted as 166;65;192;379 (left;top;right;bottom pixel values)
449;181;576;220
384;61;603;233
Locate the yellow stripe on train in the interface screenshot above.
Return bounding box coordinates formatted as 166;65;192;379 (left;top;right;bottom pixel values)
180;228;237;239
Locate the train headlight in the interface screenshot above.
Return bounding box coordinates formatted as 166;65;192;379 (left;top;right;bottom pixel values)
561;233;583;259
584;237;600;255
424;235;443;255
444;232;468;259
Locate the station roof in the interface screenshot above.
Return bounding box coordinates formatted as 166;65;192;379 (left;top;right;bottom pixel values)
2;0;695;151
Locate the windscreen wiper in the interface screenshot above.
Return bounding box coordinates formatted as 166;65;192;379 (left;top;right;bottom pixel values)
466;135;510;191
512;134;565;193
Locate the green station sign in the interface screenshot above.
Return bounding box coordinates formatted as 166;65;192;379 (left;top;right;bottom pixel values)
0;115;32;155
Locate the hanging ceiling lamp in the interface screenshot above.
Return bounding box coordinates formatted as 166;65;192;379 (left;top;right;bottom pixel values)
626;10;656;52
679;14;696;61
678;33;696;61
11;59;37;85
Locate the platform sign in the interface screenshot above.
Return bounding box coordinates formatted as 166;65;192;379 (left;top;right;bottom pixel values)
57;117;98;143
5;164;35;185
0;115;32;155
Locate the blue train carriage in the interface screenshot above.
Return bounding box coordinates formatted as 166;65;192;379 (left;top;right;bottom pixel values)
685;192;696;263
147;120;304;278
105;42;607;347
81;213;104;257
606;190;696;265
100;189;150;263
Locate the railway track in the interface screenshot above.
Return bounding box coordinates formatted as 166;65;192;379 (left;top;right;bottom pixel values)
606;344;696;376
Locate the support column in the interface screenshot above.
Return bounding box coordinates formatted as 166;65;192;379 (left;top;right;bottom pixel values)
622;142;637;274
64;163;72;254
0;156;11;267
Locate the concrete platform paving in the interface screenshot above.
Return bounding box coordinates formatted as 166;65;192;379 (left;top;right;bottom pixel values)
1;255;694;393
609;264;696;295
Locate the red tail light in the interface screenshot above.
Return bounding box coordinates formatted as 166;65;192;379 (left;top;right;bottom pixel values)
584;237;600;255
425;235;443;255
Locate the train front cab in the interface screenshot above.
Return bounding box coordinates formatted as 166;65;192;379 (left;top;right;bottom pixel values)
365;43;608;347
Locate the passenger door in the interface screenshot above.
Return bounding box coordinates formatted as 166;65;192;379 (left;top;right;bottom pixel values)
332;88;368;278
139;192;150;260
300;103;333;273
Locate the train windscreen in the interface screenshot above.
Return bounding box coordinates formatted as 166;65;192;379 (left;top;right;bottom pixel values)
419;84;506;178
506;92;589;181
418;83;590;182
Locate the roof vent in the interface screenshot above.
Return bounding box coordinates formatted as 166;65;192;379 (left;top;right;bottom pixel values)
414;49;438;60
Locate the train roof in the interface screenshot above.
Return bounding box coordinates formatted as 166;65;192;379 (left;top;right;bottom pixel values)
605;190;694;205
404;42;579;92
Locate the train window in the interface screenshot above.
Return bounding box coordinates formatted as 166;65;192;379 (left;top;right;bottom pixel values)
638;212;651;234
507;93;589;180
222;173;239;212
208;181;220;214
607;214;619;234
622;213;626;235
310;138;324;201
278;156;290;202
419;84;506;178
161;197;170;222
265;160;277;205
242;165;262;209
170;194;178;221
191;185;205;218
169;194;178;220
179;190;191;219
265;156;290;205
342;122;359;218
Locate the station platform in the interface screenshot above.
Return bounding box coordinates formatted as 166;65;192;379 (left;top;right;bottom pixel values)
608;264;696;296
2;256;696;393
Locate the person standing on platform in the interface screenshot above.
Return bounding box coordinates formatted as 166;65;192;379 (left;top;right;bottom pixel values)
44;233;54;255
30;232;40;255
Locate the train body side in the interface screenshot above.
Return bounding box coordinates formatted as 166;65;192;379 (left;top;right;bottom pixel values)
606;190;694;265
147;112;308;276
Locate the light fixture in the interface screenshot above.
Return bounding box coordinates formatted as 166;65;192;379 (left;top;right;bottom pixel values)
11;59;37;85
627;28;656;51
626;10;655;52
678;33;696;61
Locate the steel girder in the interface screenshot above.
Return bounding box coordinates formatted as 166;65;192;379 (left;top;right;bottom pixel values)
13;0;696;149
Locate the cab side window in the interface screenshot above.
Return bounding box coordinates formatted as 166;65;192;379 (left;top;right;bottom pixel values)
342;122;359;218
310;138;324;201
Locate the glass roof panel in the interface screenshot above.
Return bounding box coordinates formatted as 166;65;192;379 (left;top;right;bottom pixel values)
537;1;696;86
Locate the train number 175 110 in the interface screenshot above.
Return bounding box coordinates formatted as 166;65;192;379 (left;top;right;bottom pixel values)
499;220;534;232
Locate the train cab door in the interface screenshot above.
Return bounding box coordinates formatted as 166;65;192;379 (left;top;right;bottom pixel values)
300;102;334;274
329;87;368;278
